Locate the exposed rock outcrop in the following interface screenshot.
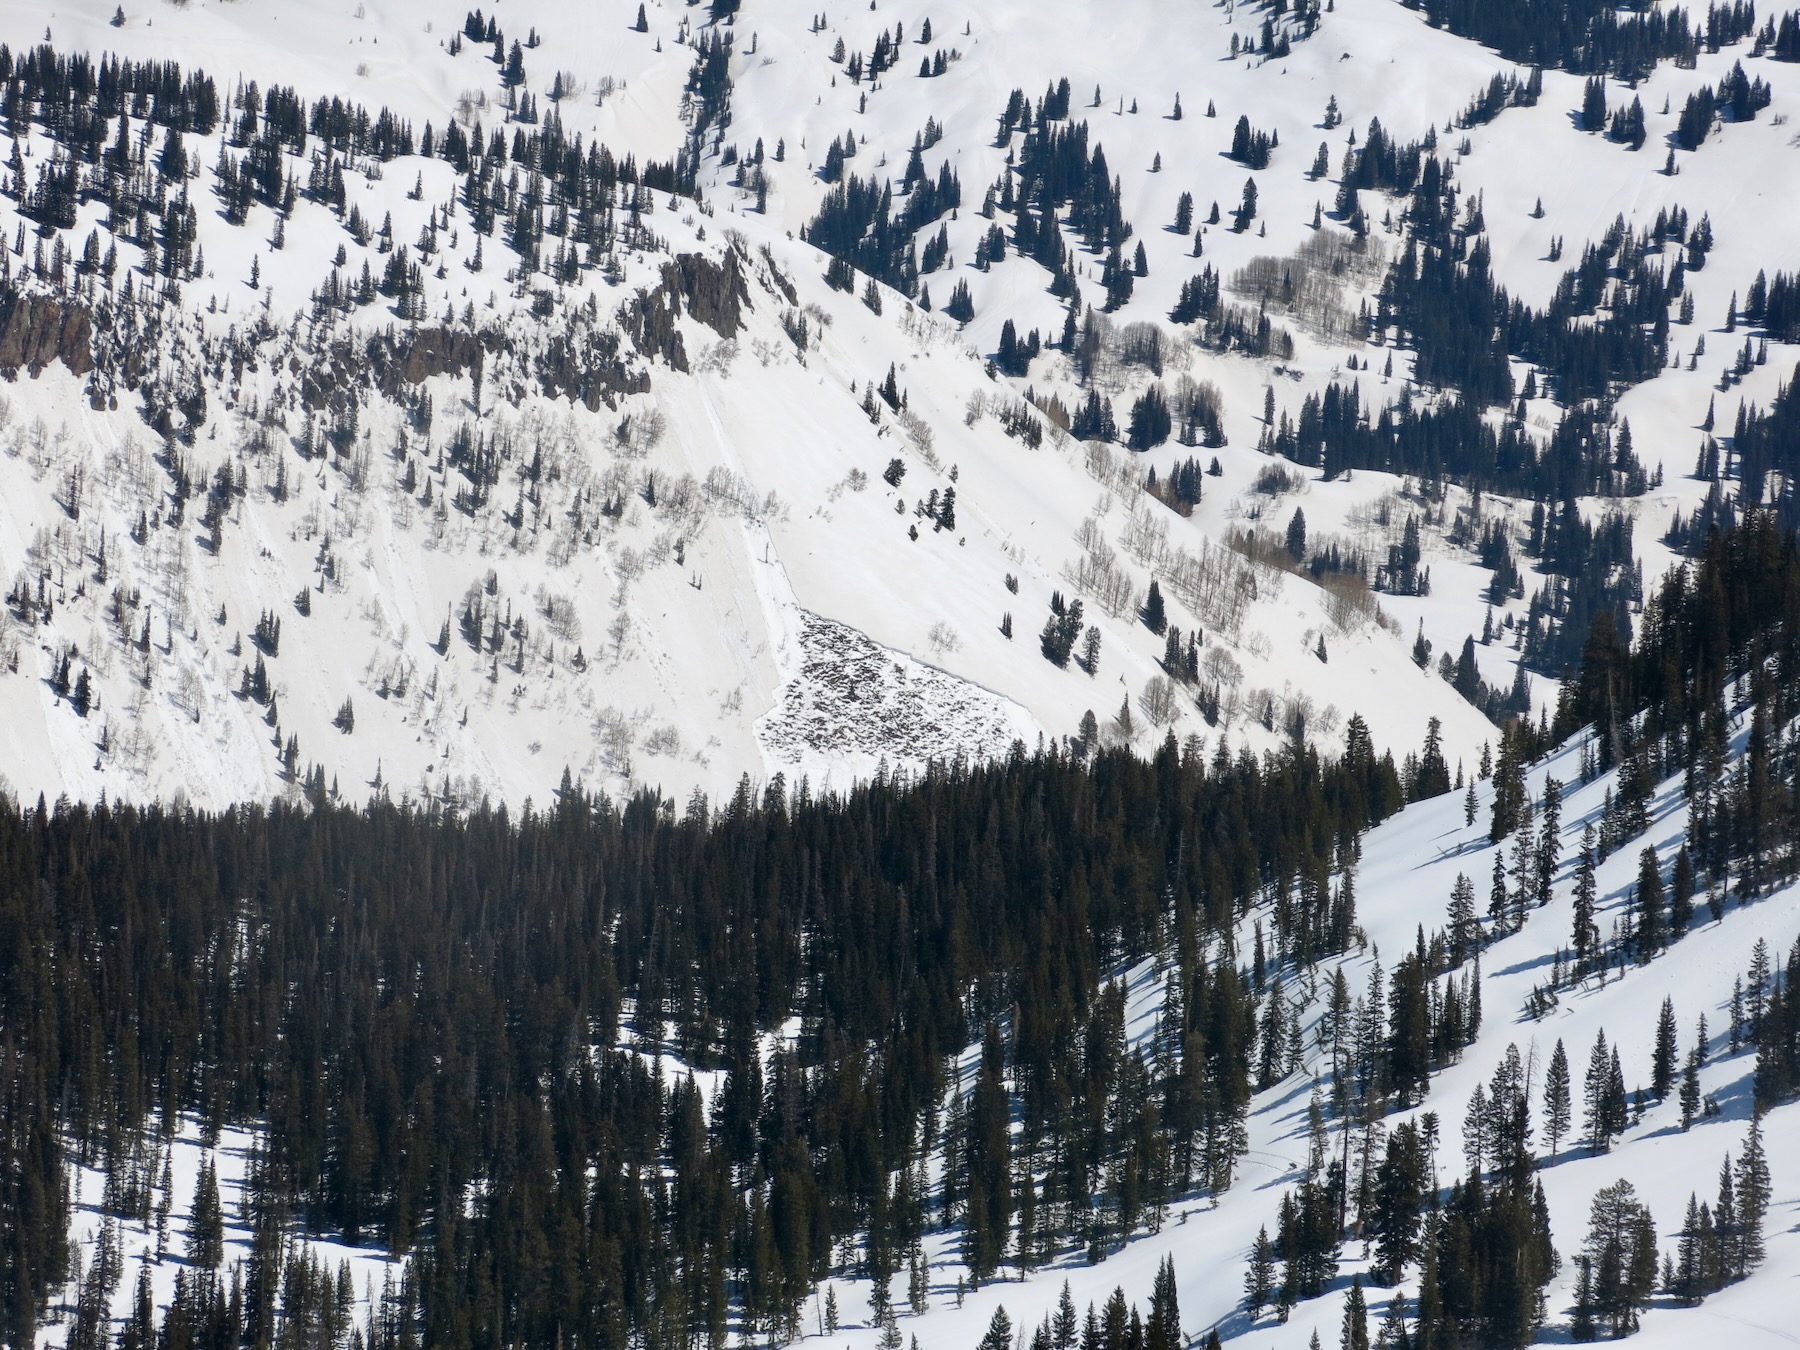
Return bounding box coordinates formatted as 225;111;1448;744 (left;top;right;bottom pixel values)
626;249;752;370
661;249;749;339
0;291;94;377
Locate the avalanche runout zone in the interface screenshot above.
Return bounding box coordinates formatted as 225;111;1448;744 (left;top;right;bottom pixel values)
759;612;1028;767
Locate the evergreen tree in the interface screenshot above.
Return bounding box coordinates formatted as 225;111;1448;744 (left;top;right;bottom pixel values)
1127;385;1172;450
1651;998;1679;1099
1148;1256;1180;1350
1341;1277;1369;1350
1634;848;1665;959
1670;845;1695;938
1489;727;1528;842
1535;777;1563;906
1233;178;1258;232
1368;1121;1427;1284
1053;1281;1078;1350
1581;76;1609;133
1582;1179;1658;1337
1569;1255;1597;1342
964;1024;1013;1280
1244;1226;1275;1317
189;1158;224;1268
1446;872;1479;966
1143;580;1167;635
1173;191;1193;234
1734;1115;1770;1276
1571;826;1599;974
1584;1030;1624;1152
1375;1291;1409;1349
1678;1050;1702;1131
1286;508;1308;563
1544;1039;1572;1160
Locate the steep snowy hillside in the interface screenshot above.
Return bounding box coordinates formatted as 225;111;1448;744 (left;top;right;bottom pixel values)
772;733;1800;1350
36;563;1800;1350
17;3;1800;1347
4;0;1798;809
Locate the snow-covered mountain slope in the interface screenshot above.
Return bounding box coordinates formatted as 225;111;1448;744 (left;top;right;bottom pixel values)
0;0;1793;812
753;730;1800;1350
42;686;1800;1350
20;3;1800;1344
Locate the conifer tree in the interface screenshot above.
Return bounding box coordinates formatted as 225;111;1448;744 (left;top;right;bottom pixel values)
1053;1281;1078;1350
1446;872;1479;966
1584;1030;1620;1152
1489;728;1528;842
977;1305;1014;1350
1670;845;1695;937
1368;1121;1427;1284
1679;1050;1701;1131
1569;1255;1597;1341
1582;1179;1658;1337
1652;998;1679;1099
1734;1116;1770;1276
1173;191;1193;234
1341;1276;1369;1350
963;1024;1013;1280
1375;1291;1409;1349
189;1158;224;1268
1143;580;1167;635
1571;825;1599;973
1544;1039;1572;1159
1634;847;1665;958
1148;1256;1180;1350
1285;508;1308;562
1535;776;1562;904
1244;1226;1275;1317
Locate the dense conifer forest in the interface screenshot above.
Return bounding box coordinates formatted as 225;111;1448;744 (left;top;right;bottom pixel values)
11;3;1800;1346
0;717;1406;1350
14;505;1800;1349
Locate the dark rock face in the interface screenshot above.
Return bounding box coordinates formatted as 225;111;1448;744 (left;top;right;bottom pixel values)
0;291;94;377
534;327;649;409
0;247;747;417
627;249;752;370
624;286;690;372
661;249;749;339
367;326;489;393
359;323;648;411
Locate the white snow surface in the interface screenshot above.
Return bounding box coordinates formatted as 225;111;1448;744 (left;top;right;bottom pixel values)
10;4;1800;1338
7;0;1790;809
